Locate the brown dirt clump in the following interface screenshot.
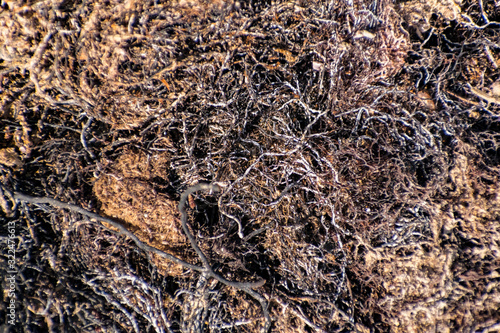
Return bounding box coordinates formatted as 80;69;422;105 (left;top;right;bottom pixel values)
1;0;500;332
93;149;187;276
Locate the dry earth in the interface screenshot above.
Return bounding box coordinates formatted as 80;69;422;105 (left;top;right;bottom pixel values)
1;0;500;332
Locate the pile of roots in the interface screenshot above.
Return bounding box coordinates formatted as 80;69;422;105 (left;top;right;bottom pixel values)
1;0;499;332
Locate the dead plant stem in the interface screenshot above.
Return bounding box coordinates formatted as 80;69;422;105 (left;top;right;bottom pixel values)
11;184;271;332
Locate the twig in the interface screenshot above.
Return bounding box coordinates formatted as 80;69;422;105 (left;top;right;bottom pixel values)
11;190;203;272
179;183;271;332
9;184;271;332
178;183;221;269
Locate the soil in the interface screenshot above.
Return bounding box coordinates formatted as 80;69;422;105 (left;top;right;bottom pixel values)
1;0;499;332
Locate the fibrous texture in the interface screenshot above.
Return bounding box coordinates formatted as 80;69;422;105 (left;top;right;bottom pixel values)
1;0;499;332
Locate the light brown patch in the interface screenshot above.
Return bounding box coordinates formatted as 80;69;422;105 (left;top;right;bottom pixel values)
93;150;188;276
0;148;23;169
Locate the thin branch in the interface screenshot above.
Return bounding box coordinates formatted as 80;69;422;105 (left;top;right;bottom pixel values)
179;183;270;332
11;191;203;272
11;184;271;332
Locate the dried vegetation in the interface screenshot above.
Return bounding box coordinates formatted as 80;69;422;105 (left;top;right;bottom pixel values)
1;0;500;332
